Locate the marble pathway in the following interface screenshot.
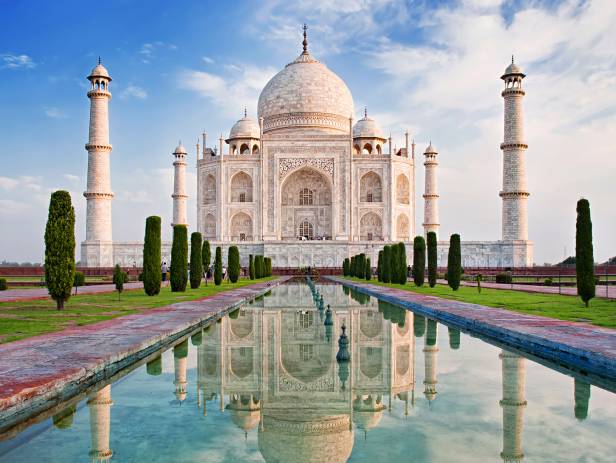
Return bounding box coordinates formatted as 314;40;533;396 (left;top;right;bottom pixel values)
447;279;616;299
0;282;144;303
330;276;616;381
0;277;289;431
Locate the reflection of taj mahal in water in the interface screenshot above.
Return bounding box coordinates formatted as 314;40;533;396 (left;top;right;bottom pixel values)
74;283;552;463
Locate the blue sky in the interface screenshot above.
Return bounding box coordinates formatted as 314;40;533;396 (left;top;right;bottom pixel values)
1;0;614;264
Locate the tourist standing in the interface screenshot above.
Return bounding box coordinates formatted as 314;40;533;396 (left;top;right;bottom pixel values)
162;261;167;282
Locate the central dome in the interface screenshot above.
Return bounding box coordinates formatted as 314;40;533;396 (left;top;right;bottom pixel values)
257;32;354;133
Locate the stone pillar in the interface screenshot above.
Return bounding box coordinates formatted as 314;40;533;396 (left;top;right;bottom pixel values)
423;319;438;402
499;350;526;463
422;143;439;239
87;384;113;462
83;60;114;267
171;143;188;227
500;58;529;241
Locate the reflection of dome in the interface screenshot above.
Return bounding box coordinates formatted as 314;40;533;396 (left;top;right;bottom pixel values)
230;409;260;431
258;414;354;463
353;395;386;430
257;32;354;133
229;114;260;139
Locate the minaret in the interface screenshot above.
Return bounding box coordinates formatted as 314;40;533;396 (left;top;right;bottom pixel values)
171;142;188;227
422;143;439;239
500;57;529;241
499;350;526;463
87;385;113;462
83;59;114;267
423;319;438;403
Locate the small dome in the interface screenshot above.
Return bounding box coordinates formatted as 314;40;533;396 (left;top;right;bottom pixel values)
173;142;187;155
88;62;111;80
229;114;260;139
353;110;384;139
424;143;437;154
502;57;525;78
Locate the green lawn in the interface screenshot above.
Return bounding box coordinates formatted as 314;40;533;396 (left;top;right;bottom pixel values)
343;277;616;329
0;277;275;344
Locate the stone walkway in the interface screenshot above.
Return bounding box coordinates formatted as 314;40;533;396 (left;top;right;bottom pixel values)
0;277;289;432
0;282;144;303
330;277;616;381
438;279;616;299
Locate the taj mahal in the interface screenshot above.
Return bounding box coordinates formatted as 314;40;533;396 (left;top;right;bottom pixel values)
80;27;532;269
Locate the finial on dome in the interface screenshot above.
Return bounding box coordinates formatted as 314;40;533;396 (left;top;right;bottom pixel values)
302;23;308;54
244;107;247;118
512;54;515;64
98;56;101;65
364;107;367;118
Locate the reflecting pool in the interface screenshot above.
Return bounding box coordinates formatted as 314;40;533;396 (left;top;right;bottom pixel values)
1;282;616;462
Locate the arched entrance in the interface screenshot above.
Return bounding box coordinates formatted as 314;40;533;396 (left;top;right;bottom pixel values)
280;167;332;240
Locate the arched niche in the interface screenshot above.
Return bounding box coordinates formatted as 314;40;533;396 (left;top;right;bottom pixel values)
204;174;216;204
396;214;409;240
396;174;410;204
204;213;216;239
360;172;382;202
360;212;382;241
231;171;253;202
230;212;253;241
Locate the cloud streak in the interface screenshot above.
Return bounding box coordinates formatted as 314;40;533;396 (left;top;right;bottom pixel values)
1;53;36;69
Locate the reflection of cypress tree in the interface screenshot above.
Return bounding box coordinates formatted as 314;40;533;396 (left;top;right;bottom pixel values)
174;339;189;359
426;319;438;346
343;285;350;296
574;379;591;421
377;300;406;326
350;288;370;305
52;404;76;430
448;327;460;350
229;308;240;319
191;330;203;346
146;355;163;376
414;314;426;337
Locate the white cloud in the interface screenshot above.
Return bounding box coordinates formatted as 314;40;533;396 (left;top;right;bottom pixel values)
0;175;42;191
1;53;36;69
120;85;148;100
44;107;68;119
139;41;177;63
202;56;215;64
178;65;277;117
64;174;80;183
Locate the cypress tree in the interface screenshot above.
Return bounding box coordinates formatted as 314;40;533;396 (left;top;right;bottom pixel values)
413;236;426;286
214;246;222;285
249;254;255;280
190;232;203;289
44;190;75;310
202;240;211;283
254;255;263;279
390;245;400;283
265;257;272;277
359;254;365;279
447;234;462;291
113;264;125;301
343;257;350;276
377;250;383;282
170;225;188;292
576;199;595;307
350;256;355;277
427;231;437;288
398;242;407;284
228;246;240;283
142;216;161;296
382;246;392;283
365;257;371;281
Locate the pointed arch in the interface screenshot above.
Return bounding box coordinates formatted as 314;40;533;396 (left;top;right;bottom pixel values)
204;174;216;204
204;213;216;239
230;171;253;202
396;174;410;204
230;212;253;241
396;214;409;240
360;212;382;241
360;171;382;203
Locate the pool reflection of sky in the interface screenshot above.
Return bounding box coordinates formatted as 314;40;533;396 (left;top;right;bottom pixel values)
1;282;615;463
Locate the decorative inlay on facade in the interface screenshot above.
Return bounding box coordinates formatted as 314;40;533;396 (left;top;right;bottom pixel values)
500;142;528;150
278;157;334;180
264;112;349;132
264;415;349;434
499;191;530;197
279;373;334;392
85;143;113;151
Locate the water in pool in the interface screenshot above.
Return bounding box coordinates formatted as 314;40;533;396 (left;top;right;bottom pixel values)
1;281;615;462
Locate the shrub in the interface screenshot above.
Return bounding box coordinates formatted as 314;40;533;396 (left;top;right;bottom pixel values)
44;190;75;310
397;242;408;285
249;254;255;280
228;246;240;283
495;272;512;284
170;225;188;292
365;257;371;281
0;278;7;291
190;232;203;289
265;257;272;277
382;246;392;283
544;277;553;286
113;264;126;300
447;234;462;290
214;247;222;285
576;198;595;307
427;231;437;288
202;240;211;281
413;236;425;286
73;271;85;294
143;216;162;296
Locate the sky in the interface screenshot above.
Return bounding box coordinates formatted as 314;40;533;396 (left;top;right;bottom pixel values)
0;0;614;265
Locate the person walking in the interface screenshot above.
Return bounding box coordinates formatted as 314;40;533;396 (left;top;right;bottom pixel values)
162;261;168;283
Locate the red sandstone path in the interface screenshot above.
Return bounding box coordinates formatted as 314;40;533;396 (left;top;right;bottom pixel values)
436;279;616;299
0;282;144;303
0;277;290;432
